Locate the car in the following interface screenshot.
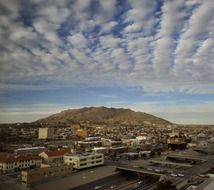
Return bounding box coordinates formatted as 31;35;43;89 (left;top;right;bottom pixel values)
137;180;143;185
147;168;153;171
94;185;103;190
170;173;178;177
155;169;162;173
178;173;184;177
110;185;116;189
132;184;140;188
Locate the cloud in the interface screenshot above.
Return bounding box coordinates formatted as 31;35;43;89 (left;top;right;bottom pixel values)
152;0;185;76
0;103;74;123
124;23;141;33
0;0;213;95
174;0;214;78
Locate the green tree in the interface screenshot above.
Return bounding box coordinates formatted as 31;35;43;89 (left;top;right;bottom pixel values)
154;180;177;190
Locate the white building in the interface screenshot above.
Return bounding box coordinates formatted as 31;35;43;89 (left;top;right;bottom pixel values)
64;153;104;169
0;154;42;173
38;128;55;140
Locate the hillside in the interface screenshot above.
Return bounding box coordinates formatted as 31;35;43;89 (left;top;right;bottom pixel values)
35;107;171;126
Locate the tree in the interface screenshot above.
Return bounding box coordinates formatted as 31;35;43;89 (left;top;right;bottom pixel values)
154;180;177;190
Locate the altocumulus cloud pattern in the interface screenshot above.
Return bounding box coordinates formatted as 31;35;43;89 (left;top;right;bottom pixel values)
0;0;213;93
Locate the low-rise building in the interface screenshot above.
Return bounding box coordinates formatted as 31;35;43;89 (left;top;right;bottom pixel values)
64;153;104;169
93;147;109;155
0;154;42;173
14;146;47;155
39;149;70;164
102;138;122;147
21;165;73;187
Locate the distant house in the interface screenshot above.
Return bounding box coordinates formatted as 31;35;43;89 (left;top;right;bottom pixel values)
39;149;70;164
0;153;42;173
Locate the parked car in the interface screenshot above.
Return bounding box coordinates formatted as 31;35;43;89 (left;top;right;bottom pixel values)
178;173;185;177
94;185;103;190
170;173;178;177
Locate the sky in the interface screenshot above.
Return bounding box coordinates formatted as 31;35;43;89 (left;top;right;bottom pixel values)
0;0;214;124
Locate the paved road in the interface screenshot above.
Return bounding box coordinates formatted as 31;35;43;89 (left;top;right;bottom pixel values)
0;174;27;190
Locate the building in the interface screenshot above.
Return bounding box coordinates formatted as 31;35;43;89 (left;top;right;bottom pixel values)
38;128;55;140
21;165;73;187
0;154;42;173
109;146;128;155
64;153;104;169
167;132;187;150
93;147;109;155
14;147;47;155
39;149;70;164
74;128;88;139
120;152;139;160
102;138;122;147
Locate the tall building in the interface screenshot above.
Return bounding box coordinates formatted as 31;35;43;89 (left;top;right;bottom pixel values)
38;128;55;140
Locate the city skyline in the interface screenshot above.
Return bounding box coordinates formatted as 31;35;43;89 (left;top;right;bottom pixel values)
0;0;214;124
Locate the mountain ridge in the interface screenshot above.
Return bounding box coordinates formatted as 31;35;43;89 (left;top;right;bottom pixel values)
35;106;171;126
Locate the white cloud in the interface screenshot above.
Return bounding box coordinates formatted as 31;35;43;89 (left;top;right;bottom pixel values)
0;0;213;94
38;5;70;24
100;21;117;34
0;103;74;123
124;0;157;34
68;32;88;49
124;23;141;33
174;0;214;77
152;0;185;76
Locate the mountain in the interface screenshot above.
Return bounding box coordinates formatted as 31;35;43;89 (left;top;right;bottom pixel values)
35;107;171;126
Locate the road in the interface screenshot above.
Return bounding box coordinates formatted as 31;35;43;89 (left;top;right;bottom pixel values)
0;174;27;190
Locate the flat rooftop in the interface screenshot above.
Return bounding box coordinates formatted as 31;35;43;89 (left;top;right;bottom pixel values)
34;166;118;190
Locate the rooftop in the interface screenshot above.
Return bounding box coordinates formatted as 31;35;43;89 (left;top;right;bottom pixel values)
43;149;70;157
0;154;41;163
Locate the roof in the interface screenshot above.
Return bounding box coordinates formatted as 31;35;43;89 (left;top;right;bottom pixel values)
0;154;42;163
44;150;70;157
93;147;109;150
65;152;103;159
15;147;46;151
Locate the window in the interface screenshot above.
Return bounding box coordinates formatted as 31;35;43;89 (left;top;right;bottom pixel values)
80;163;87;166
80;158;87;161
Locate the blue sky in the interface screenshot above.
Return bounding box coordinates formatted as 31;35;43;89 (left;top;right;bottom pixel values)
0;0;213;124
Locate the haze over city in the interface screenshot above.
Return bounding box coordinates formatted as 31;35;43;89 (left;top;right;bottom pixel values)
0;0;214;124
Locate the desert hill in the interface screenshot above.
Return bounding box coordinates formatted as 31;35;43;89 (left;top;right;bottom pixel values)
35;107;171;126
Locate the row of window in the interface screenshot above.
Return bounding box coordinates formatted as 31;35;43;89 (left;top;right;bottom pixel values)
80;160;103;166
79;156;102;161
